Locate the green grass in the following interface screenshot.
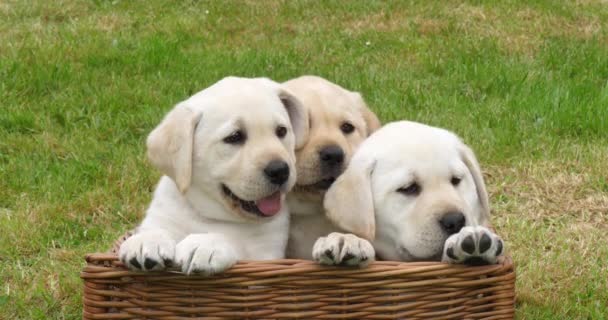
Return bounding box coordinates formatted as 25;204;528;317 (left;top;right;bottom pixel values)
1;0;607;319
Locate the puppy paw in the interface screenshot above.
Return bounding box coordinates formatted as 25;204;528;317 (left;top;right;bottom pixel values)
442;226;504;265
119;230;176;271
175;234;237;275
312;232;375;267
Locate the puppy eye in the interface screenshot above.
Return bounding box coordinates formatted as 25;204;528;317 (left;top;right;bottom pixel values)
397;183;421;196
340;122;355;134
451;176;462;186
223;130;246;144
276;125;287;138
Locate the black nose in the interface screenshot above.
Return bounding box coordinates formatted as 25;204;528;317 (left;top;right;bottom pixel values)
319;145;344;167
439;212;466;235
264;160;290;185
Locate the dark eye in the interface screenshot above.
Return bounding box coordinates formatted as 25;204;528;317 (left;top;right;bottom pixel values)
276;125;287;138
223;130;246;144
451;176;462;186
397;182;421;196
340;122;355;134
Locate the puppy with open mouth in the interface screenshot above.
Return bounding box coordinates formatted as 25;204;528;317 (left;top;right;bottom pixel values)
323;121;505;265
119;77;307;275
282;76;381;266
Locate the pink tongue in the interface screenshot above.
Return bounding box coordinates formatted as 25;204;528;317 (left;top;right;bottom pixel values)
256;192;282;216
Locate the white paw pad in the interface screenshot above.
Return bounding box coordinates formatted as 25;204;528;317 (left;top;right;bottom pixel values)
119;231;176;271
175;234;237;275
312;232;375;267
442;226;504;265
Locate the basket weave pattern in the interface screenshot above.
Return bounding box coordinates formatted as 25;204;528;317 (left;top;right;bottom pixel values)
81;233;516;319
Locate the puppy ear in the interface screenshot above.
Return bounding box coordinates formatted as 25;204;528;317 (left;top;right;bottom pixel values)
324;154;376;240
459;143;490;224
146;104;202;193
351;92;381;135
363;107;381;135
277;87;309;149
256;77;309;149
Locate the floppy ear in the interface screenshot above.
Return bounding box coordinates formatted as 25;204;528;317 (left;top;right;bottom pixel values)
363;107;381;135
257;77;309;149
459;143;490;225
146;104;202;193
277;87;309;149
351;92;381;135
324;154;376;240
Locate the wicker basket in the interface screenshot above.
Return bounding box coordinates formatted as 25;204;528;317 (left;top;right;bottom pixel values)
81;233;516;319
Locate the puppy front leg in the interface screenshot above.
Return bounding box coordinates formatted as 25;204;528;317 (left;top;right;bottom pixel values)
119;228;176;271
441;226;504;265
312;232;375;267
175;233;238;275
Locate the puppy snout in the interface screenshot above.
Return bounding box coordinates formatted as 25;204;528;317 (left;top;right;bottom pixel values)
439;211;466;235
264;160;290;186
319;145;344;167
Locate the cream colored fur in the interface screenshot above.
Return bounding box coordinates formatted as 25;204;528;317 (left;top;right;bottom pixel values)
119;77;307;275
282;76;380;263
324;121;503;264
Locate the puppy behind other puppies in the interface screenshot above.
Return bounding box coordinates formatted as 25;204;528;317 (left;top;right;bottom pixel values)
119;77;307;275
283;76;380;265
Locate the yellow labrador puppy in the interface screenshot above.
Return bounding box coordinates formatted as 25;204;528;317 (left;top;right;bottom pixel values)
119;77;307;275
283;76;380;265
323;121;504;265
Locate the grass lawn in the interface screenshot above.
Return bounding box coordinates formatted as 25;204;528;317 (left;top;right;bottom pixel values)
1;0;607;319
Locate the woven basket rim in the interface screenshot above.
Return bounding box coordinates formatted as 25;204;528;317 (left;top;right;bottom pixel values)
81;232;516;319
84;252;514;278
84;230;513;274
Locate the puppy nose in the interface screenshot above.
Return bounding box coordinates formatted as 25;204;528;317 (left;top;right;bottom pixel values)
319;145;344;166
439;212;466;235
264;160;290;185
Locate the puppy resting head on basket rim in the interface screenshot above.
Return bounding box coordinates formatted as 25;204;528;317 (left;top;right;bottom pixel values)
318;121;505;266
119;77;308;275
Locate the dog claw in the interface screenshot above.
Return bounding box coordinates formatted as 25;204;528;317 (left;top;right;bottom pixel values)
312;233;375;267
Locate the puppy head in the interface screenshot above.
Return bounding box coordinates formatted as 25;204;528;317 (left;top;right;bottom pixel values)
283;76;380;203
324;121;490;261
147;77;307;222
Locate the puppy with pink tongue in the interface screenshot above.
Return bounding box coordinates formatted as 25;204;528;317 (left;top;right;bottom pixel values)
257;192;283;216
119;77;308;275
